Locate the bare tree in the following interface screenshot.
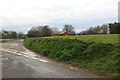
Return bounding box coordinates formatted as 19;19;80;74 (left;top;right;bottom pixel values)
63;25;74;32
41;25;53;37
51;27;59;34
80;24;109;35
101;24;108;34
27;25;54;37
27;27;39;37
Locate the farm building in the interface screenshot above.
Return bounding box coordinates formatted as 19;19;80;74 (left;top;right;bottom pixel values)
52;31;76;36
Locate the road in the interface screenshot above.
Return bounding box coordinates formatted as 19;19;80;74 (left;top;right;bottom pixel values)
0;40;103;78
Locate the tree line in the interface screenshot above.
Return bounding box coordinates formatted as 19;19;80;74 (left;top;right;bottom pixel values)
109;22;120;34
0;25;75;39
79;22;119;35
1;22;119;39
27;25;75;37
79;24;109;35
27;22;119;37
0;30;25;39
27;25;58;37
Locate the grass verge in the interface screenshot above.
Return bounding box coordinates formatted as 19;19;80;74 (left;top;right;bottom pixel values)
48;34;119;44
0;39;14;43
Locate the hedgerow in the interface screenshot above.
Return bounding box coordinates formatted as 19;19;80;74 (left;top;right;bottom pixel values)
24;37;119;77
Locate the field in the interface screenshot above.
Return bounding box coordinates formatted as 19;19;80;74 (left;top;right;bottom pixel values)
49;34;119;44
0;39;14;43
24;34;119;77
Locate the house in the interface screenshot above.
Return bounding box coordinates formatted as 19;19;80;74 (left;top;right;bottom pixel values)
52;31;76;36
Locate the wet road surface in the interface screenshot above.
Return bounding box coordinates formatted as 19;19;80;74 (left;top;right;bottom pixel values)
0;40;103;78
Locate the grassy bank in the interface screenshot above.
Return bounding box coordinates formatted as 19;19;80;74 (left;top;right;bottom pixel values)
0;39;14;43
24;35;119;77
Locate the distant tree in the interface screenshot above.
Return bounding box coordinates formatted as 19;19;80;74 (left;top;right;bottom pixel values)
88;27;94;34
0;30;18;39
63;25;74;32
41;25;53;37
27;27;40;37
96;26;101;34
101;24;108;34
17;32;25;38
80;24;109;35
51;27;59;34
109;22;120;34
10;31;17;39
1;30;7;39
27;25;53;37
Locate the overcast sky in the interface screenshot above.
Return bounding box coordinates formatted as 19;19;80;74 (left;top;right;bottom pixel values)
0;0;119;33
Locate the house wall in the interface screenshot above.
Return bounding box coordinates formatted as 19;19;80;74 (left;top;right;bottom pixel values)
52;34;61;36
52;32;76;36
61;32;71;36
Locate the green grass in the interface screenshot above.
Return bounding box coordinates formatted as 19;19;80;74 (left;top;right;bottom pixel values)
0;39;14;43
24;35;120;77
49;34;118;44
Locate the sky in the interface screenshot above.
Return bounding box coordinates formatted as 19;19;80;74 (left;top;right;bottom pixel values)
0;0;119;33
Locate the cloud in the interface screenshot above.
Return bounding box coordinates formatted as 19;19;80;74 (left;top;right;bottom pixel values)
0;0;119;33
